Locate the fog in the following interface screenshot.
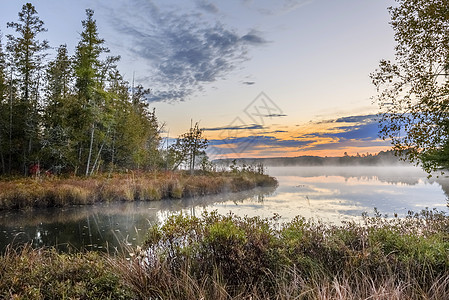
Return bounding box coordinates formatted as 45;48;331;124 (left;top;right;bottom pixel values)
1;165;448;251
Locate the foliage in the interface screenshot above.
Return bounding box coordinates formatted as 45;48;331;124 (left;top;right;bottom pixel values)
168;122;208;173
371;0;449;171
0;244;134;299
132;209;449;299
4;3;49;175
0;4;163;176
2;209;449;299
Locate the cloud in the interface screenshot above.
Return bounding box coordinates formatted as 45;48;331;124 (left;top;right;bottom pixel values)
241;0;315;15
293;114;387;152
195;0;219;14
242;81;255;85
208;135;314;157
210;135;311;147
315;114;380;140
203;124;265;131
264;113;287;117
326;124;380;141
334;115;378;123
206;114;389;158
106;0;268;102
241;30;268;44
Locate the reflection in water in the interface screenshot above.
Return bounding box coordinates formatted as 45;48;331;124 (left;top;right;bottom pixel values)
0;186;276;252
1;166;448;252
263;166;449;221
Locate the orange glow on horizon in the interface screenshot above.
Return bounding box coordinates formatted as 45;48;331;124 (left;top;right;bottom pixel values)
209;145;392;160
204;118;390;159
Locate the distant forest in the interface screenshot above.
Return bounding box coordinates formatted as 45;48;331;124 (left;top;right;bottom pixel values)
0;5;176;176
215;150;407;167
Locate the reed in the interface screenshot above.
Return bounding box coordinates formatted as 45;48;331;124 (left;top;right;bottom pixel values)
0;244;134;299
1;209;448;299
0;170;277;210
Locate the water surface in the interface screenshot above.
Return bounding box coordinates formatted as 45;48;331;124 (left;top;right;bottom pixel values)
1;166;448;251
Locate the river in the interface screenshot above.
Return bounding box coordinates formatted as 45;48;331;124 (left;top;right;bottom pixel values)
1;166;448;252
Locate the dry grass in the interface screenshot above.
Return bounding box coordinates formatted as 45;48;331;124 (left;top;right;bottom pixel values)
1;209;449;299
0;244;134;299
0;170;278;210
114;209;449;299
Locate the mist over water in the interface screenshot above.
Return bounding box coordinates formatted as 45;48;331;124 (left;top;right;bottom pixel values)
1;165;448;251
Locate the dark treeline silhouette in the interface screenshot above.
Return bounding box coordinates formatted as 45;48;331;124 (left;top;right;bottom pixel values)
215;150;407;167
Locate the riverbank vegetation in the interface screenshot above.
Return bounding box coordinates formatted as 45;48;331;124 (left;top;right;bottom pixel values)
0;4;211;178
1;209;448;299
0;4;279;210
0;169;277;210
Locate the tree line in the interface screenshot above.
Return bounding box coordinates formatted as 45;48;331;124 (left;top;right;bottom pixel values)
0;4;207;176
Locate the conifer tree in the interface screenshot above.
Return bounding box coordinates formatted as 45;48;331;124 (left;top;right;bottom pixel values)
42;44;73;173
0;33;8;173
6;3;49;174
73;9;109;176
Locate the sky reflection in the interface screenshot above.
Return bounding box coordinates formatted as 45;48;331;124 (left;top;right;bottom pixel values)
1;166;448;251
191;166;449;223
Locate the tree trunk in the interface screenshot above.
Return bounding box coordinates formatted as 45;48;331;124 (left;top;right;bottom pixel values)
90;140;105;176
85;123;95;176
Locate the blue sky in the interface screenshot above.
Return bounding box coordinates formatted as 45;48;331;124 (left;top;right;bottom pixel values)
0;0;397;158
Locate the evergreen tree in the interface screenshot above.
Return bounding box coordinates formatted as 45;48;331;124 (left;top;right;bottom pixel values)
108;78;162;171
169;122;208;173
6;3;49;174
73;9;110;176
1;5;163;176
42;44;73;173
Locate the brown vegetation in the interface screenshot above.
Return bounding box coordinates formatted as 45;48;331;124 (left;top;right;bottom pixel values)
0;171;277;210
1;209;448;299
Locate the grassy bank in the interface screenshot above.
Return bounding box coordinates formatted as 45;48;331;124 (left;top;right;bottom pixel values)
1;209;448;299
0;170;277;210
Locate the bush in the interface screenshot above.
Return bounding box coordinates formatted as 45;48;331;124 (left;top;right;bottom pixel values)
3;209;448;299
138;209;449;298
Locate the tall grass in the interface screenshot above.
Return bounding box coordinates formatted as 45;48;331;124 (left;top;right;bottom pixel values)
115;209;449;299
1;209;448;299
0;244;133;299
0;170;278;210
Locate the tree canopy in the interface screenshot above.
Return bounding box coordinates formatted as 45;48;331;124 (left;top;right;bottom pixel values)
371;0;449;171
0;4;178;176
167;122;208;173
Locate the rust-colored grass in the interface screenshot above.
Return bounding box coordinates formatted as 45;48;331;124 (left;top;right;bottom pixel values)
0;171;277;210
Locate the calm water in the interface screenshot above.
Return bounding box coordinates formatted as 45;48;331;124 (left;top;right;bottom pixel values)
1;166;448;252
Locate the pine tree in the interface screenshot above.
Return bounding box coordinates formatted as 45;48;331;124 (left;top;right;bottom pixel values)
6;3;49;174
0;33;8;173
73;9;109;176
42;44;73;173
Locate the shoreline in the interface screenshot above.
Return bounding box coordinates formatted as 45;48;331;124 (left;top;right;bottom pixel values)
0;171;278;210
1;209;447;299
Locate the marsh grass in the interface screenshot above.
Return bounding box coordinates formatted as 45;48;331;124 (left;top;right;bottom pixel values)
0;170;277;210
1;206;447;299
2;210;448;299
116;209;449;299
0;244;134;299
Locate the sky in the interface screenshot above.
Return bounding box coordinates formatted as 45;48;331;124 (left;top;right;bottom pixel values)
0;0;398;159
